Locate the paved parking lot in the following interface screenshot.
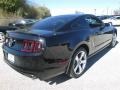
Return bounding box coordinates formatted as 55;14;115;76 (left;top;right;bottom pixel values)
0;27;120;90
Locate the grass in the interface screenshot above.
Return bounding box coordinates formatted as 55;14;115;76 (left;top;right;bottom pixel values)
0;9;22;26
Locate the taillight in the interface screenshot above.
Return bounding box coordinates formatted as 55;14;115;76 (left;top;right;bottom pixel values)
21;40;43;53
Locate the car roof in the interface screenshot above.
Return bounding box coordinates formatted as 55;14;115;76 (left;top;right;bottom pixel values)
52;14;94;18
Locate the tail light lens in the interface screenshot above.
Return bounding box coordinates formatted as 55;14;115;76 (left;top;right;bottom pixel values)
21;40;43;53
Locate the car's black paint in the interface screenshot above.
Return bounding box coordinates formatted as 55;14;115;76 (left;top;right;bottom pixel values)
3;14;117;80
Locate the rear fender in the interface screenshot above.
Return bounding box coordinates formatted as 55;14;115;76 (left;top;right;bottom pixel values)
66;41;90;74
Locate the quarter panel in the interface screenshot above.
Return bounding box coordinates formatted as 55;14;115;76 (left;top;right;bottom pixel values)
44;29;92;60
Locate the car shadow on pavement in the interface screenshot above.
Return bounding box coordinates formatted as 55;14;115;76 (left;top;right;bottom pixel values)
45;73;71;85
42;42;119;85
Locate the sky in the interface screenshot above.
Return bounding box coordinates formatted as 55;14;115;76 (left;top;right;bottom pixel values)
28;0;120;16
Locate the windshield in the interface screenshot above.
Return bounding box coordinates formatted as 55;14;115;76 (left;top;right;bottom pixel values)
31;15;77;31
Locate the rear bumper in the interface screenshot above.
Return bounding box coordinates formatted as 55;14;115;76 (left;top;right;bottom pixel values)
3;50;68;80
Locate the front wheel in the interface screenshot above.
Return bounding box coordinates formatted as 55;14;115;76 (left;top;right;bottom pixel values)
110;33;117;48
68;48;87;78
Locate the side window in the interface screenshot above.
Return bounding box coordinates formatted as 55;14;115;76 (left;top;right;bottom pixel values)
85;16;103;28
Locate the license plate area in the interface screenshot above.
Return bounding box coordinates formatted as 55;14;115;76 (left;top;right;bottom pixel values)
7;53;15;63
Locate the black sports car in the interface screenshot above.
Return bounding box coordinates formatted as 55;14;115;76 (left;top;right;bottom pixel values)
3;14;117;80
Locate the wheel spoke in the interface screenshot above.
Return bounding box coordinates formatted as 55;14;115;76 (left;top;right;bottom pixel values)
75;55;79;62
74;63;83;74
74;64;79;73
79;52;85;60
81;62;86;70
79;52;86;64
78;64;83;74
81;59;86;64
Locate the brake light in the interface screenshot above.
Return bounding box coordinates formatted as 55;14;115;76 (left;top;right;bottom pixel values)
21;40;42;53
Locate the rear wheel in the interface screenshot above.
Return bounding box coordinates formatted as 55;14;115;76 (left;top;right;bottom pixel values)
68;48;87;78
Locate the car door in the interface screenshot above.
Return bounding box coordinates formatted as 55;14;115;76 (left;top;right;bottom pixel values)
85;15;107;51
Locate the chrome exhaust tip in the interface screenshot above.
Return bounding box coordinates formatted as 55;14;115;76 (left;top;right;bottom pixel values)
30;75;37;79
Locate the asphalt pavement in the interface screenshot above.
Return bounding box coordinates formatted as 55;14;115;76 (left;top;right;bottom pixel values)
0;27;120;90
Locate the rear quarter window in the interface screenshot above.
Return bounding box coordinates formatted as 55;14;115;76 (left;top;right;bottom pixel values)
70;17;87;29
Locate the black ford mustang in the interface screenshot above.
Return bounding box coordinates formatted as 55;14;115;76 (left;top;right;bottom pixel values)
3;14;117;80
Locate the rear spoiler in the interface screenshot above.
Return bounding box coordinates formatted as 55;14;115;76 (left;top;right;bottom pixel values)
6;31;40;41
0;26;17;34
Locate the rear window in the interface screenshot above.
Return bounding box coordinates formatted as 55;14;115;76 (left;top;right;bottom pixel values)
31;15;77;31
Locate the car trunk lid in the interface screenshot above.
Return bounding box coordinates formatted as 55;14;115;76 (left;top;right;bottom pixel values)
5;31;45;53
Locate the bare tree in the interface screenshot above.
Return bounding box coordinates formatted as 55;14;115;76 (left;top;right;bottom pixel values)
114;8;120;15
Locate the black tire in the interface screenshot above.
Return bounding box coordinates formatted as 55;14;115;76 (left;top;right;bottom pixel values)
110;33;117;48
68;47;87;78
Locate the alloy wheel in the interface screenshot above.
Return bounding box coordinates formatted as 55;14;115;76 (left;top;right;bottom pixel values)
73;50;87;75
112;33;117;47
